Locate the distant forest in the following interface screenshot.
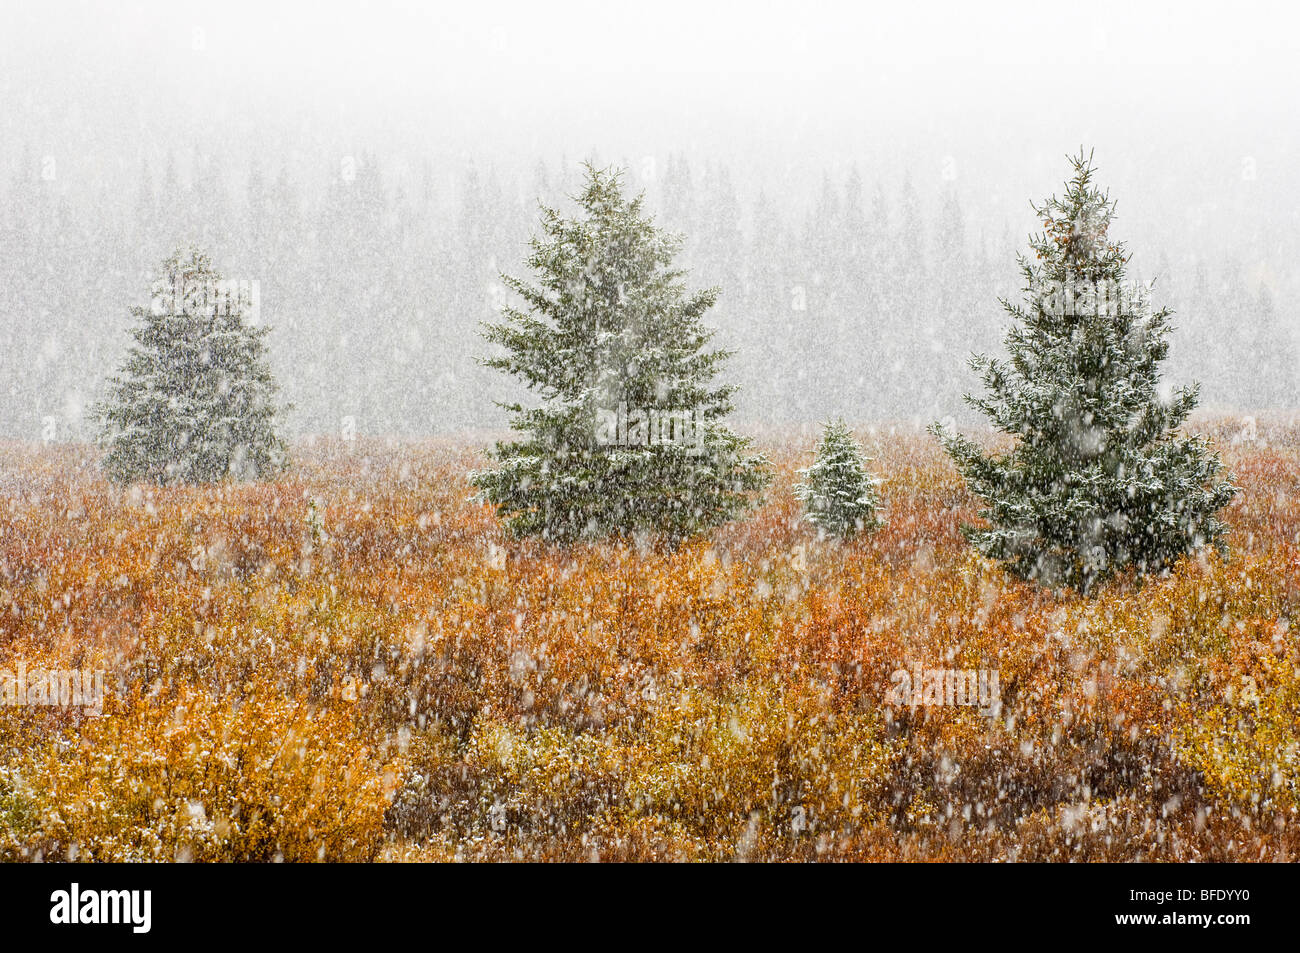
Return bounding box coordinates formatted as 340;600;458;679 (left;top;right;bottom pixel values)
1;150;1295;441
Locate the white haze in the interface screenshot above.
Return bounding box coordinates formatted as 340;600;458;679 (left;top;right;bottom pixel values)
1;0;1297;438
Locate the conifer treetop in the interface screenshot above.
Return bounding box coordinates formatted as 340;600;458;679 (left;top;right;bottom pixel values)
470;163;769;545
95;246;286;486
482;162;734;421
932;150;1236;593
794;417;882;540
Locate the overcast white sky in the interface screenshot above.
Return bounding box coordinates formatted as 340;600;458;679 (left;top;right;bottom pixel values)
1;0;1297;431
4;0;1295;134
1;0;1297;256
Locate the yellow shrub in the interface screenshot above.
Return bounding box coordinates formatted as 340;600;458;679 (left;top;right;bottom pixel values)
8;686;400;861
1178;648;1300;812
623;682;895;855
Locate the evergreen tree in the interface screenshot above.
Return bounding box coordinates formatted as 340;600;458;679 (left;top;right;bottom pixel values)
745;189;791;419
794;418;882;539
1253;285;1300;407
932;150;1237;593
470;163;770;544
95;247;287;485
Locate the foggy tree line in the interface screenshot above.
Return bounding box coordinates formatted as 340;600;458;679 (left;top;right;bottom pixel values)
0;148;1295;443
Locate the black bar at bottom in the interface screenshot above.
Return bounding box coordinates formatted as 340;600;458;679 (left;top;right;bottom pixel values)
0;861;1280;942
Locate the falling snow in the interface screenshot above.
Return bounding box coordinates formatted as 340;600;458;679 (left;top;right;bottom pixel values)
1;3;1298;867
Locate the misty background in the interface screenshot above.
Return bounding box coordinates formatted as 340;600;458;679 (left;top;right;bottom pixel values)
1;0;1296;441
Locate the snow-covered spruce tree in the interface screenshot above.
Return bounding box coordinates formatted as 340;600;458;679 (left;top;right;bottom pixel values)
931;150;1236;593
469;163;770;544
794;418;882;539
95;247;287;485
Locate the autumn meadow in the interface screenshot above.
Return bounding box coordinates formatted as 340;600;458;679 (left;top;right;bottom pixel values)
1;415;1297;863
